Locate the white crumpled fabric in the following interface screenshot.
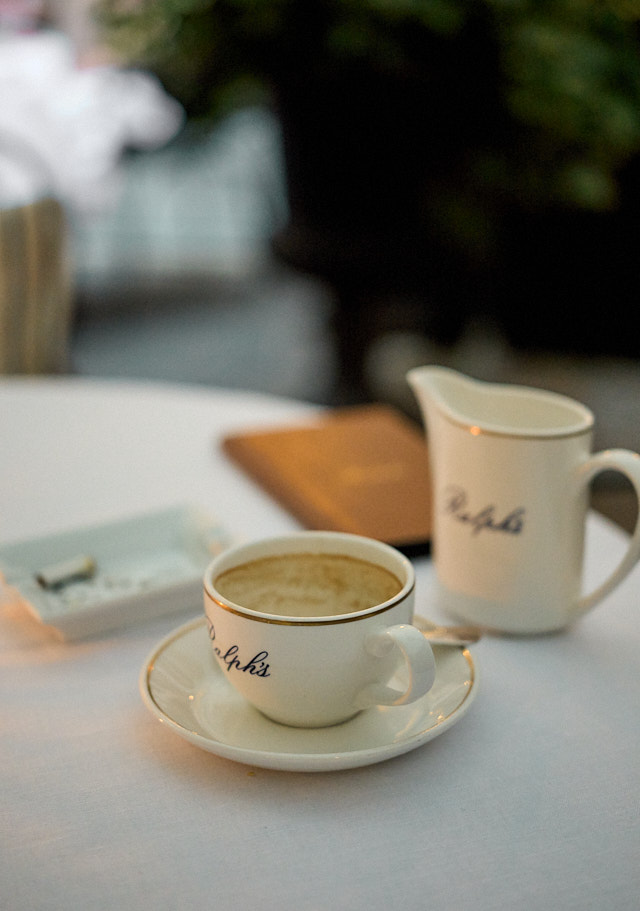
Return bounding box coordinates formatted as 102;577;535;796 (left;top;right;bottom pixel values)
0;30;185;212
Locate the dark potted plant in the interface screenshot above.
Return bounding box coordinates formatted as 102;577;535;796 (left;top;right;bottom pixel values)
97;1;640;394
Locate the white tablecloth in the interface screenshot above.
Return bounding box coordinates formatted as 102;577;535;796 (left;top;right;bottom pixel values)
1;377;638;911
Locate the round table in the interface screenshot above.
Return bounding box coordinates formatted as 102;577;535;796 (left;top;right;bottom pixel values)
1;376;638;911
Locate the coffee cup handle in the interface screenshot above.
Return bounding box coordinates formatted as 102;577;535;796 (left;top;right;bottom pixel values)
576;448;640;617
355;624;437;710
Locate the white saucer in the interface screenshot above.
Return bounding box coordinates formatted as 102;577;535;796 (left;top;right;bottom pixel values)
140;617;478;772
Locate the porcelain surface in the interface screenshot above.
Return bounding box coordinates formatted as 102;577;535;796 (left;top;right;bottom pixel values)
407;365;640;632
203;531;435;727
140;617;478;772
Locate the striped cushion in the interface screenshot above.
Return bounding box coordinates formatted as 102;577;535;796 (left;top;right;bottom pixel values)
0;197;73;374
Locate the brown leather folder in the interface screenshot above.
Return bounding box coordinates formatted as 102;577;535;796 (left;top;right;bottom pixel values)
221;404;432;554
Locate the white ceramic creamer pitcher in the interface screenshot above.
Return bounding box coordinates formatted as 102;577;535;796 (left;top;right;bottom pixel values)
407;366;640;634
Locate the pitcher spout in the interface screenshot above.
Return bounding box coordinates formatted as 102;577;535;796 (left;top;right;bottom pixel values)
407;365;593;437
406;365;479;430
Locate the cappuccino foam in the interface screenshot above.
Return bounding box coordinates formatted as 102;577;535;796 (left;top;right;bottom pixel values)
214;552;402;617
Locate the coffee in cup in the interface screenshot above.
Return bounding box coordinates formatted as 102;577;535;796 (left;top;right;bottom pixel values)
204;532;436;727
214;552;402;618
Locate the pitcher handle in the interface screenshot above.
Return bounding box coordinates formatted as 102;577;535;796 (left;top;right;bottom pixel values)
575;449;640;616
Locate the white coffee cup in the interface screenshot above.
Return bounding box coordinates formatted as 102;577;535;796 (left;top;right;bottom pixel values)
203;531;436;727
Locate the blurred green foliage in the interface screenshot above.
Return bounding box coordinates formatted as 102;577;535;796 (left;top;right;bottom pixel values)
97;0;640;214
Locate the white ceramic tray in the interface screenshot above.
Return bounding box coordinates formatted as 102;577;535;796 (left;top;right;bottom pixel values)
0;505;232;639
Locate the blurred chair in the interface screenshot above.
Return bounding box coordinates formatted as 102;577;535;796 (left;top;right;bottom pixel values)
0;196;73;374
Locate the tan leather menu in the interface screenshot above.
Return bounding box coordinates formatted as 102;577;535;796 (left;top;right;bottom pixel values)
221;404;432;553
